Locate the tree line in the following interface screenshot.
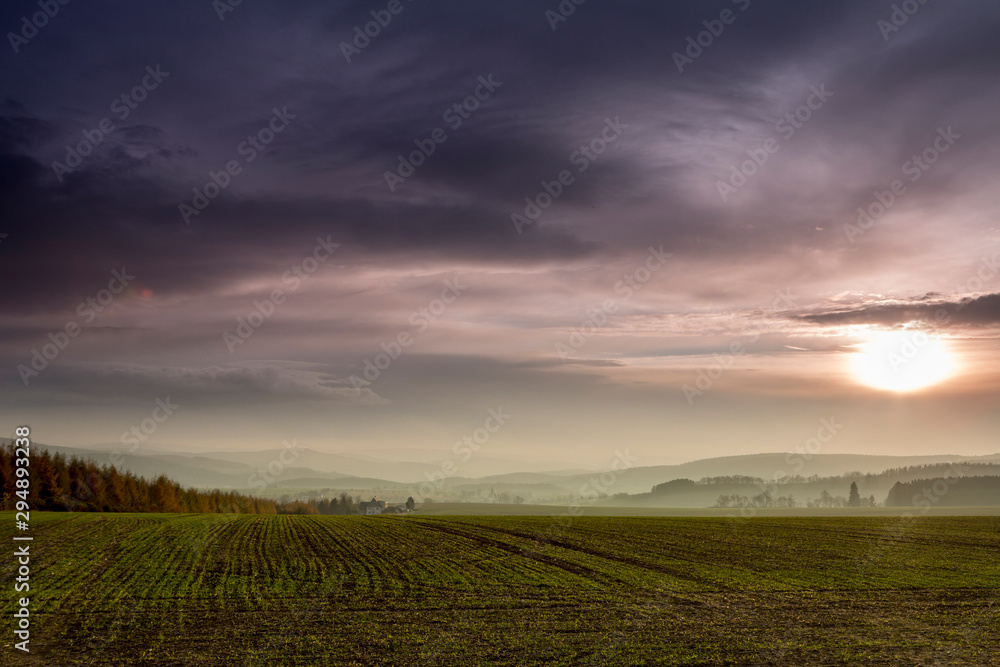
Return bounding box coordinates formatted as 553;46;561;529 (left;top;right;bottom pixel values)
677;462;1000;490
885;477;1000;507
0;443;372;515
714;483;877;509
713;492;799;509
0;443;276;513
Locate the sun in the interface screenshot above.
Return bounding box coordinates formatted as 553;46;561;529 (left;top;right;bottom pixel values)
852;329;957;392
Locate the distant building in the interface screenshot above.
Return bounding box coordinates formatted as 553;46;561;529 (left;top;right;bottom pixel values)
358;497;386;515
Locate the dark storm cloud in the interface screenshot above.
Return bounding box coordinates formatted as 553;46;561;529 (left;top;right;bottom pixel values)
2;0;999;317
802;293;1000;328
0;112;56;151
0;131;597;314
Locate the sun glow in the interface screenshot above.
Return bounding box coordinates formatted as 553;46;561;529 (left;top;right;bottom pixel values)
852;329;957;392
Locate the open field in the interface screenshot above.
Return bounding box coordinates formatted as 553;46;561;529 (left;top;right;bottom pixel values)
414;503;1000;517
2;513;999;666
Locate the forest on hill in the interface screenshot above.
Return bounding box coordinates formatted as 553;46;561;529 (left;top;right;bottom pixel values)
886;477;1000;507
0;443;363;515
611;463;1000;509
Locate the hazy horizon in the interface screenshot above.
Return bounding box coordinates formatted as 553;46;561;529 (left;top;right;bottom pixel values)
24;438;1000;481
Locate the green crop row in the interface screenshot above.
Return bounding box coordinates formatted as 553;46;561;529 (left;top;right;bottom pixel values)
1;513;997;666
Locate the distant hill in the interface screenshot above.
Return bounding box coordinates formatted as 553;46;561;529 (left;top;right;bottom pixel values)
28;443;268;489
557;453;1000;497
598;463;1000;508
8;440;999;506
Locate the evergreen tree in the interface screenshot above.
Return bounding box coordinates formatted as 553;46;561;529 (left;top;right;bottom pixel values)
848;481;861;508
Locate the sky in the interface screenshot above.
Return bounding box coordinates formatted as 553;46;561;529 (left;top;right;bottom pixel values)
2;0;999;470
